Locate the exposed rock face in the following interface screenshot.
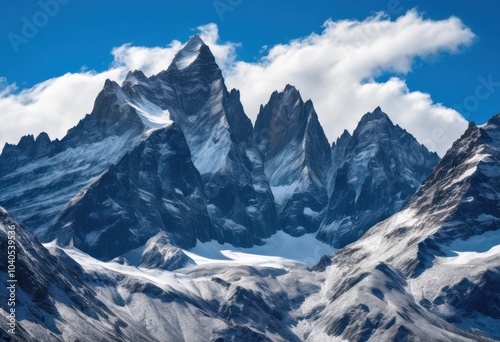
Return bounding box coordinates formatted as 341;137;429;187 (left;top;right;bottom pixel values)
0;207;141;342
0;80;146;235
115;35;279;247
254;85;331;236
317;107;440;248
47;124;212;259
0;34;498;339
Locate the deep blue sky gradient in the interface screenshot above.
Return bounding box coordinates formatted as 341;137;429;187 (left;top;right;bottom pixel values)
0;0;498;124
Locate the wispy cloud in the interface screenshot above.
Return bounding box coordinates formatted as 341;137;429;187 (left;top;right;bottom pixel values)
0;11;475;155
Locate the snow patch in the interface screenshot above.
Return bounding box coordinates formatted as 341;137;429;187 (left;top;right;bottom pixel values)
184;231;336;267
271;182;299;207
127;97;172;129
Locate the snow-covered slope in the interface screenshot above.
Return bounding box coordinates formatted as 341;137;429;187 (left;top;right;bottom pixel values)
46;123;213;260
303;113;500;341
317;107;440;248
2;107;499;342
0;206;294;341
254;85;331;236
1;33;498;342
0;79;169;237
183;230;335;267
0;207;151;342
0;205;331;342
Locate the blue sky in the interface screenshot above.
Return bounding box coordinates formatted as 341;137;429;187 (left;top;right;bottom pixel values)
0;1;499;154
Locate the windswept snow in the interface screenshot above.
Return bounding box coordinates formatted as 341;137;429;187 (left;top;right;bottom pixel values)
127;97;172;129
56;247;200;294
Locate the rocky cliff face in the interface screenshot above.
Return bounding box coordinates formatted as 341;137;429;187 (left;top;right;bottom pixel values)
254;85;331;236
0;79;147;236
47;124;212;259
0;33;498;342
0;35;278;259
317;107;440;248
113;34;279;248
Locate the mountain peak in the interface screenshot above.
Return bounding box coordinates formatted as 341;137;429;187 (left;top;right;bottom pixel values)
18;134;35;147
172;34;208;70
367;106;389;118
319;107;440;248
357;107;393;130
254;85;331;236
123;70;148;86
282;84;301;100
487;111;500;126
35;132;51;144
265;85;303;113
284;84;299;93
188;34;205;46
339;129;351;140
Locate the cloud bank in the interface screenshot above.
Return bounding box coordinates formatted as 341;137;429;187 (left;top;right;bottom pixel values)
0;11;475;155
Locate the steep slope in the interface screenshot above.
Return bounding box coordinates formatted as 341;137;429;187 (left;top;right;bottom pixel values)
0;34;278;251
1;207;295;341
115;35;278;247
303;113;500;341
3;104;498;342
0;79;157;236
46;123;212;260
254;85;331;236
0;207;151;341
318;107;440;247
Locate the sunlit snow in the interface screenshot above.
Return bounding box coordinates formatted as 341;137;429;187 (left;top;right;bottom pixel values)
184;231;336;267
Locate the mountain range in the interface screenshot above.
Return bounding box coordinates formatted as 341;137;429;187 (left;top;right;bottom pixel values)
0;35;498;341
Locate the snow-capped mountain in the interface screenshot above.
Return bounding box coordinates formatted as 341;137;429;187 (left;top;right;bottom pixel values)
0;33;498;342
254;85;331;236
0;207;145;342
303;113;500;341
0;35;278;260
2;106;498;341
0;206;305;341
0;80;146;236
112;35;279;248
317;107;440;248
46;124;212;260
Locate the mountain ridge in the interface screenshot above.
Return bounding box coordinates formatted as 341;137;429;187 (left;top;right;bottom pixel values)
0;34;498;341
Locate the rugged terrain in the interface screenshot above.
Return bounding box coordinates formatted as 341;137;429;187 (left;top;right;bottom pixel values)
0;35;498;341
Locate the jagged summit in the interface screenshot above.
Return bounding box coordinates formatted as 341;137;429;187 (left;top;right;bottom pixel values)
123;69;148;86
332;129;351;149
254;84;320;159
254;84;331;236
170;34;209;71
486;111;500;125
357;106;393;127
282;84;301;97
318;107;440;247
1;31;277;253
312;111;500;340
0;29;498;341
35;131;51;144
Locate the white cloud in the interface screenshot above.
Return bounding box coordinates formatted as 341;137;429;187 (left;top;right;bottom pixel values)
224;10;475;155
111;41;182;77
0;11;475;155
0;70;122;148
196;23;238;71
